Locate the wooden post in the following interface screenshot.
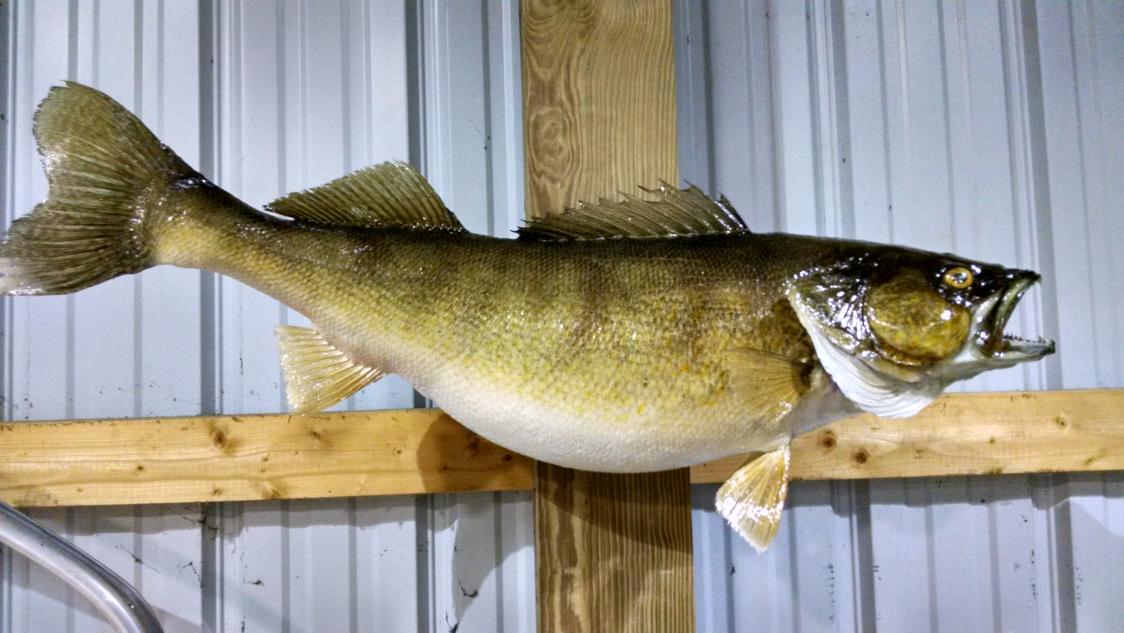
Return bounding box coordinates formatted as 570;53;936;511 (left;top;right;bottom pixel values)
520;1;695;631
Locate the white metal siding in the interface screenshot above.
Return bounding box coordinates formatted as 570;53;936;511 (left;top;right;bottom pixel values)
1;0;1121;631
678;1;1124;631
1;1;529;632
3;1;208;631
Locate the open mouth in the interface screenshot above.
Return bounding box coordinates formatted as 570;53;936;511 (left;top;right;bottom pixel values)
984;272;1055;361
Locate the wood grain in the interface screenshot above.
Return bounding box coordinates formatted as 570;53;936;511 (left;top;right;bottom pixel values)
521;0;694;631
521;0;677;218
534;465;694;632
0;409;532;507
0;391;1121;508
691;389;1124;483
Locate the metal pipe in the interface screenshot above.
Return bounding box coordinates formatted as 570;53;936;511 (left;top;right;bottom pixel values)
0;501;163;633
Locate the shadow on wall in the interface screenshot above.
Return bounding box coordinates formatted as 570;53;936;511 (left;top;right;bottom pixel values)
418;418;534;626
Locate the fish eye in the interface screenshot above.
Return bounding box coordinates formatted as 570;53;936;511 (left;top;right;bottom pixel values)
942;266;973;289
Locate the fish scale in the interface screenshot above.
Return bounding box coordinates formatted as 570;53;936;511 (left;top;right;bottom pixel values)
0;82;1053;551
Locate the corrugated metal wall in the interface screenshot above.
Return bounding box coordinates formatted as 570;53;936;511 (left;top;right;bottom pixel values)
1;1;1121;631
1;1;531;632
678;1;1124;631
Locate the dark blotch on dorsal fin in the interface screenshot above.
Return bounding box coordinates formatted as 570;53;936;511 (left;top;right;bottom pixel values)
517;183;749;241
266;161;465;233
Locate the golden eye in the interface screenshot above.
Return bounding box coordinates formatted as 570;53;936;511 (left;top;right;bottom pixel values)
943;266;973;289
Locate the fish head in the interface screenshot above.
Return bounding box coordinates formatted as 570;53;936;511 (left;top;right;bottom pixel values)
787;244;1055;418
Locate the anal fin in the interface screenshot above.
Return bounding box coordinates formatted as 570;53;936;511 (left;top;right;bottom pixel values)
715;445;791;552
276;326;384;414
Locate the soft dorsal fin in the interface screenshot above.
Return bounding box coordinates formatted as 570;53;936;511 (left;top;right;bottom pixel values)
517;183;748;241
276;326;384;414
266;162;465;232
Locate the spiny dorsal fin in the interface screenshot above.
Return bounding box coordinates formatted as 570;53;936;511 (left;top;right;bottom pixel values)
715;446;791;552
266;162;465;232
729;348;809;424
517;183;748;241
276;326;384;414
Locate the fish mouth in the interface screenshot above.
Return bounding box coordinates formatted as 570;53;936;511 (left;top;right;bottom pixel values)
981;272;1055;362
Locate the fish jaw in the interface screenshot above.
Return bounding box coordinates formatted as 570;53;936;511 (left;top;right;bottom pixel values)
977;272;1055;363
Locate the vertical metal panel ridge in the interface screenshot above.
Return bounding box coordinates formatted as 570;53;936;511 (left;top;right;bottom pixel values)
803;0;827;238
820;0;855;239
198;0;220;422
998;0;1053;393
479;1;496;238
0;0;14;627
673;0;713;194
0;0;14;430
196;0;220;630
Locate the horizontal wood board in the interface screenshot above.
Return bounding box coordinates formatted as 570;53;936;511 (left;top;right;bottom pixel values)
0;389;1115;508
0;390;1119;507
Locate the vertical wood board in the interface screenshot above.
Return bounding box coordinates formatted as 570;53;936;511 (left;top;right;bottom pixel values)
521;0;694;631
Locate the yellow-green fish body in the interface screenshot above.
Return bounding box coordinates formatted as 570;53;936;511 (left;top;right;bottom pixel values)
160;198;841;471
2;83;1054;550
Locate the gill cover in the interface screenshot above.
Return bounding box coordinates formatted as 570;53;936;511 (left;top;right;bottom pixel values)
787;263;951;418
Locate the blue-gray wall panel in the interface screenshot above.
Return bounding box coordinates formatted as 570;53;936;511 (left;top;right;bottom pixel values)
1;0;1121;630
0;1;529;632
677;1;1124;631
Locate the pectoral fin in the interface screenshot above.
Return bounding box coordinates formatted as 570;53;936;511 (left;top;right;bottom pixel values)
715;445;791;552
729;349;809;424
276;326;384;414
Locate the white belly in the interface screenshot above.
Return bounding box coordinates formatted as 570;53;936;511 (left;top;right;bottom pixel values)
408;366;854;473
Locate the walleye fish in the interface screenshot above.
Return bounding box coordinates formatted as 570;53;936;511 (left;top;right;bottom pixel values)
2;83;1054;550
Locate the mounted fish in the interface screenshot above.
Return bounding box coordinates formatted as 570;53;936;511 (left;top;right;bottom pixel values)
1;83;1055;550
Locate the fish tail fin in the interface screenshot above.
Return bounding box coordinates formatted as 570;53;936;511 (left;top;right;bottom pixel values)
0;81;197;295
